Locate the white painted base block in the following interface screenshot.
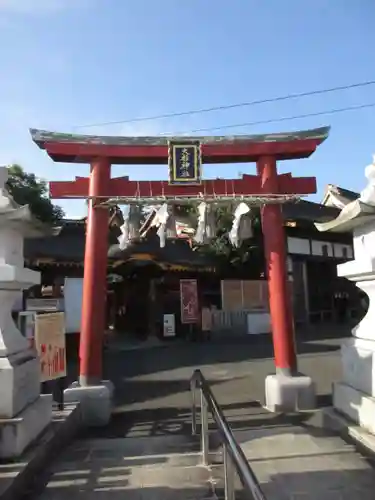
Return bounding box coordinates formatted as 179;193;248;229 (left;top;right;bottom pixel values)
334;381;375;435
265;373;316;413
340;337;375;396
64;380;114;427
0;394;52;459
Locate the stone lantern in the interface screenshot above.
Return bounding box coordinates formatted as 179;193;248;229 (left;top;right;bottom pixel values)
0;166;52;458
315;156;375;441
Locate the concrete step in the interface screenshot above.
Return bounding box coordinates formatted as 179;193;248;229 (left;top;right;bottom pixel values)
31;416;375;499
33;435;216;500
212;425;375;499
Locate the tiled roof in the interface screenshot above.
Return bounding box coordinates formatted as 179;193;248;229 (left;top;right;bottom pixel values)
322;184;359;207
282;199;341;222
24;222;85;261
108;230;212;268
333;186;359;201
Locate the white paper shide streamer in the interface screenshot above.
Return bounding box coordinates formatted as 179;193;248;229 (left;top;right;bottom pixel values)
118;205;142;250
150;203;177;248
194;202;217;244
229;202;253;248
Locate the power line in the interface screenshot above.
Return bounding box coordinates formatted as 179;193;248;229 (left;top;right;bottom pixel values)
159;101;375;136
74;79;375;130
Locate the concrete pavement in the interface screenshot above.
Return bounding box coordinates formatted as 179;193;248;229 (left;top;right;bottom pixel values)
95;331;345;438
28;325;375;499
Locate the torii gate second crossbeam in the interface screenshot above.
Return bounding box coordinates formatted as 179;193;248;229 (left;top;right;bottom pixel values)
31;126;329;424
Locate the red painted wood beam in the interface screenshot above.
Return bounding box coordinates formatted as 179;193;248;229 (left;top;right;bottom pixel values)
44;138;322;164
258;156;297;373
79;158;111;385
49;174;317;199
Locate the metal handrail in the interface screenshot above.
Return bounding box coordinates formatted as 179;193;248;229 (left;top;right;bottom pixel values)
190;369;266;500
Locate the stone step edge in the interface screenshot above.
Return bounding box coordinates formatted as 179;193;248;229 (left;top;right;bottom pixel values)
323;406;375;460
0;403;81;500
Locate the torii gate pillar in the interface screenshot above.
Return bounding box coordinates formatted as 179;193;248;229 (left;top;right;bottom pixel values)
66;158;114;426
258;156;297;373
258;156;315;412
79;157;111;386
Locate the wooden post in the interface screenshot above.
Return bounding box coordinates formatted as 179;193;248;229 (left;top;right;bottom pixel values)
257;156;297;375
79;158;111;386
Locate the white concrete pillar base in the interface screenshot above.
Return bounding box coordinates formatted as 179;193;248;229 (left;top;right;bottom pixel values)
64;380;114;427
265;373;316;413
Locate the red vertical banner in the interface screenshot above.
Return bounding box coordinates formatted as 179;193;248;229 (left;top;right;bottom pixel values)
180;279;199;324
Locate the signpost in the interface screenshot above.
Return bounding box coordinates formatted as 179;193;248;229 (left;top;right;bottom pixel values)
163;314;176;337
35;312;67;410
168;140;201;185
26;298;63;312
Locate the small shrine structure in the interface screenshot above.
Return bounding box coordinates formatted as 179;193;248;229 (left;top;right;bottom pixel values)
31;126;329;422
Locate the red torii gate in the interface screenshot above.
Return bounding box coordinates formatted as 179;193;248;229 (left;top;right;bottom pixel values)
31;126;329;414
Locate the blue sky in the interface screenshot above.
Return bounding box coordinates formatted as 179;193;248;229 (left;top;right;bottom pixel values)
0;0;374;217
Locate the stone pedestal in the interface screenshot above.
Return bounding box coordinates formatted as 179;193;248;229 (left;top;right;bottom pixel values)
0;288;52;459
333;335;375;435
0;395;53;459
332;220;375;435
314;157;375;445
0;167;53;458
314;185;375;442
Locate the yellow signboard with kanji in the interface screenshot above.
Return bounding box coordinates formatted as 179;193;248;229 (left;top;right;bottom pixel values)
35;312;67;382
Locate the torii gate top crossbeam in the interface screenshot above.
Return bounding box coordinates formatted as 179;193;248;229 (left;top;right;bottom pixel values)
30;126;330;164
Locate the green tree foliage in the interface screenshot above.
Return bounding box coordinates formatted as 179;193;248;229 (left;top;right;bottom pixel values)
6;164;64;225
